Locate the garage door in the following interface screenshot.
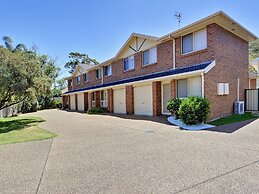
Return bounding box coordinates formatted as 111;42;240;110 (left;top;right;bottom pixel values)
77;93;84;111
113;88;126;114
70;95;76;110
134;85;152;116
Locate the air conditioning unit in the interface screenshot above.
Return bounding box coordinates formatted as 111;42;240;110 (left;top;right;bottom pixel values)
234;101;244;114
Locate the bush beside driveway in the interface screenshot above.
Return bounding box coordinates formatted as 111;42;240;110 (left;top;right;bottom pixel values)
0;109;258;194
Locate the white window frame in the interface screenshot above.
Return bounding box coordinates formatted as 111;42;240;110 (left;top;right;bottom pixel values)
176;77;202;98
124;55;135;71
143;47;157;66
76;76;80;85
83;73;88;82
100;90;108;107
161;82;171;115
91;92;96;107
181;29;207;55
104;65;112;77
96;68;102;79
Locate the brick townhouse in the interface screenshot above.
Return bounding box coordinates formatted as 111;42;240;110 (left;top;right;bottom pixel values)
62;11;257;120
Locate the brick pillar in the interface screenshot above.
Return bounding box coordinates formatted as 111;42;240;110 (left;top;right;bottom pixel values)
95;91;101;107
108;89;114;113
126;85;134;114
170;80;176;99
75;94;78;111
152;81;162;116
84;92;88;111
68;95;71;110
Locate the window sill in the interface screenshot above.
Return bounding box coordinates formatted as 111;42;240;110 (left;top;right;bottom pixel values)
124;69;135;73
142;62;157;68
180;48;208;58
96;78;102;80
104;74;112;77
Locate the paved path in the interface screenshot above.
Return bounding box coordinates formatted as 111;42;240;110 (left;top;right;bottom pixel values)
0;109;259;193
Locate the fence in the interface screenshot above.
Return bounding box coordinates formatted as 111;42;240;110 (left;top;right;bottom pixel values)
245;89;259;111
0;104;20;118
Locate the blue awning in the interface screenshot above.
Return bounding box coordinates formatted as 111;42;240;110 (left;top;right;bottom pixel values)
64;61;212;94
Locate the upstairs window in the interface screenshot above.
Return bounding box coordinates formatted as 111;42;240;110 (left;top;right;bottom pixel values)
83;73;88;82
143;47;157;66
76;76;80;85
104;65;112;76
68;79;72;87
182;29;207;54
96;68;102;79
124;55;134;71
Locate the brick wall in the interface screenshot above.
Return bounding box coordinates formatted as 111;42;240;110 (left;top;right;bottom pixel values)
250;79;257;89
204;24;249;119
84;92;88;111
95;91;101;107
126;85;134;114
108;89;114;113
152;81;162;116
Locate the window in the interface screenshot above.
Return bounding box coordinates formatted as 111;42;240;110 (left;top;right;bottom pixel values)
96;68;102;79
217;83;229;95
68;79;72;87
124;55;134;71
101;90;108;107
83;73;88;82
104;65;112;76
76;76;80;85
143;47;157;66
91;92;96;107
177;77;202;98
182;29;207;54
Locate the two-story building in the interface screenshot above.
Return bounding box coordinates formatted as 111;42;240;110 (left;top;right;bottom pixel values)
62;11;257;120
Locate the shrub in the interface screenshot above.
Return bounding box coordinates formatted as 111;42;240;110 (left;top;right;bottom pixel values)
167;98;183;119
51;99;62;109
178;96;210;125
87;107;108;114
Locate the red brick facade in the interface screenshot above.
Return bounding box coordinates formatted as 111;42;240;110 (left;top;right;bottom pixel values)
84;92;88;111
152;81;162;116
126;85;134;114
250;79;257;89
65;20;251;119
95;91;100;107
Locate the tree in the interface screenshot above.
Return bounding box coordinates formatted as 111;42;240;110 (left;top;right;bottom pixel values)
249;39;259;60
0;47;51;110
3;36;14;51
65;52;99;74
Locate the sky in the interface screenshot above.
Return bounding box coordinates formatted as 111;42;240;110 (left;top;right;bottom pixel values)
1;0;258;78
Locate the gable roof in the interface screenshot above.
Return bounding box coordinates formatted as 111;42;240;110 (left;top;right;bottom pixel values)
65;63;97;79
159;11;257;42
114;33;158;59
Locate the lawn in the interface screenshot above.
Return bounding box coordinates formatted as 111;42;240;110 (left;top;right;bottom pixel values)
209;112;259;126
0;116;56;145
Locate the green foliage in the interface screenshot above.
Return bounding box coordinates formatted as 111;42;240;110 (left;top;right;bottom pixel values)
87;107;108;114
51;99;62;109
249;39;259;60
178;96;211;125
0;36;61;112
167;98;183;119
65;52;99;74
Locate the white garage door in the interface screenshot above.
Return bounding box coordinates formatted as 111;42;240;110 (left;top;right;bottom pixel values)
134;85;152;116
113;88;126;114
70;95;76;110
77;93;84;111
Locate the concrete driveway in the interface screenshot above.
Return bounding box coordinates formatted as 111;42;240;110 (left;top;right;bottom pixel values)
0;109;259;194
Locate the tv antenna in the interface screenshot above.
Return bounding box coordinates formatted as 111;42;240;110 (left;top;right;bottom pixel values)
174;12;182;29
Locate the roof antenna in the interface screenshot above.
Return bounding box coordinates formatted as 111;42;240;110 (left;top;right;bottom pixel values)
174;12;182;29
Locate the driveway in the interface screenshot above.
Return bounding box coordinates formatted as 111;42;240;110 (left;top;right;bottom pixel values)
0;109;259;194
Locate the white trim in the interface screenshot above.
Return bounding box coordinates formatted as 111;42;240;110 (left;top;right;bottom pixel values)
64;61;216;95
161;82;171;115
201;73;205;98
173;38;176;69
